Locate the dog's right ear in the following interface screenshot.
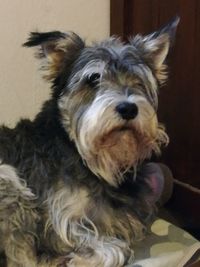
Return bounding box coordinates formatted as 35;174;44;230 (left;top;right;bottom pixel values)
23;31;85;81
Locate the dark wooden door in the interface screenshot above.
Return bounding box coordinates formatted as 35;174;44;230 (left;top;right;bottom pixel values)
111;0;200;235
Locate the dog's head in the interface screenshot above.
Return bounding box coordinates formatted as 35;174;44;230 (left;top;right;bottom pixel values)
24;17;179;187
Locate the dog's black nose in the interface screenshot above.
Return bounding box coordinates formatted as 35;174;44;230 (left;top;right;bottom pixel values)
116;102;138;120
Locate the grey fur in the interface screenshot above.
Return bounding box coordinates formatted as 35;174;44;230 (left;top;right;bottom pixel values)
0;17;179;267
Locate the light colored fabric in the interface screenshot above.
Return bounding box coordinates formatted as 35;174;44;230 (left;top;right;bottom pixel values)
131;219;200;267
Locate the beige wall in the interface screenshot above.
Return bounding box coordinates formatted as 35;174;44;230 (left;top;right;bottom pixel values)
0;0;110;126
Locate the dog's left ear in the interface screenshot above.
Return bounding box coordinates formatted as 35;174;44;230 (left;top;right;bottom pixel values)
23;31;85;81
131;16;180;83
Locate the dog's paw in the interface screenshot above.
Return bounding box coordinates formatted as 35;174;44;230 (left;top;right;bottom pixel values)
65;250;95;267
56;256;70;267
66;248;126;267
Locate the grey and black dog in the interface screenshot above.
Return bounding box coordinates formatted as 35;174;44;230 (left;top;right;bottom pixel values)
0;17;179;267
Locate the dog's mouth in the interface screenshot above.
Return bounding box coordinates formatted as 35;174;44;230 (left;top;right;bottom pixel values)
98;125;139;148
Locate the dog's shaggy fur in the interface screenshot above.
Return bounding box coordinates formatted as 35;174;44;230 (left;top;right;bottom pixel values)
0;17;179;267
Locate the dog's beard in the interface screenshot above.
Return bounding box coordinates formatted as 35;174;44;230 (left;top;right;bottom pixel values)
96;127;139;176
98;128;138;166
72;91;168;186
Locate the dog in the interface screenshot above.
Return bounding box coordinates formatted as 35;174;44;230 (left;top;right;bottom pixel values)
0;16;179;267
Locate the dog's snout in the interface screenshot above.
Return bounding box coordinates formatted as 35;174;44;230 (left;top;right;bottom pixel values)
116;102;138;120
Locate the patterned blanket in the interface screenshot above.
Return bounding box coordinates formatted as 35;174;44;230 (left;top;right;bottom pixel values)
132;219;200;267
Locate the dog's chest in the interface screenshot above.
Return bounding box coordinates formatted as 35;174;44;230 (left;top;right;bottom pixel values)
40;181;141;253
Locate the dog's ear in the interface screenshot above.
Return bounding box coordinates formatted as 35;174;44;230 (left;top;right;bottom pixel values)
142;16;180;68
130;16;180;84
23;31;85;81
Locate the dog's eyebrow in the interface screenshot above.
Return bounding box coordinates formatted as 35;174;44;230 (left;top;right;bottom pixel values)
81;61;107;77
69;60;106;83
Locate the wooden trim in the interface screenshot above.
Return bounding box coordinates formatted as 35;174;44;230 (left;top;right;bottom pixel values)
165;182;200;239
110;0;125;37
110;0;135;41
168;182;200;225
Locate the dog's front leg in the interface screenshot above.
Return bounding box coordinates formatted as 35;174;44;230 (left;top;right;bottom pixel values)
0;163;65;267
0;163;39;267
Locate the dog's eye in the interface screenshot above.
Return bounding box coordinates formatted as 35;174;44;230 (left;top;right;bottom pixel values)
135;82;144;88
86;73;100;87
